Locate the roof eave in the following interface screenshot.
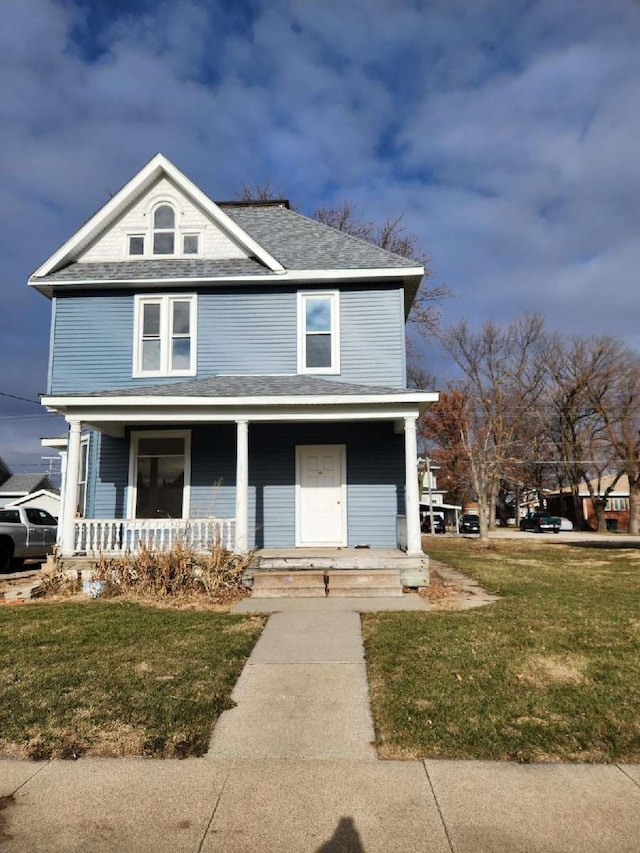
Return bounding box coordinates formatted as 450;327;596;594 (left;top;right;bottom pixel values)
28;265;424;299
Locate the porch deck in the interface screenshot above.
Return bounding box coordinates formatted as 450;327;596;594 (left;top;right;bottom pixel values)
255;547;428;570
250;547;429;592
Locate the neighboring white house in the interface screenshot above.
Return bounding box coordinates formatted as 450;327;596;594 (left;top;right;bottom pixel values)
418;461;461;530
0;456;58;509
4;489;61;518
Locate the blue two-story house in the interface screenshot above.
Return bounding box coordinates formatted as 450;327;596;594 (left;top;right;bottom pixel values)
32;154;436;562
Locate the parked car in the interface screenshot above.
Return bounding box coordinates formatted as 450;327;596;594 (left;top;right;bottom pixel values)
558;517;574;531
0;506;58;571
421;514;446;534
459;514;480;534
519;511;561;534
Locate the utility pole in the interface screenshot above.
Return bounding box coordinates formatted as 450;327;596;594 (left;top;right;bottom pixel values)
426;455;435;535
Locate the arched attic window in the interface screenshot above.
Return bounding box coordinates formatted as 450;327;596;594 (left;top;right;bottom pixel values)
153;204;175;255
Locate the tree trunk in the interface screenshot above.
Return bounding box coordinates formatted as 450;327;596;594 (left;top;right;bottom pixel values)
593;497;607;532
489;482;498;530
478;498;491;544
628;481;640;535
571;487;586;530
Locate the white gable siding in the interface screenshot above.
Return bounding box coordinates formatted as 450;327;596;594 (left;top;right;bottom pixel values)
78;176;249;263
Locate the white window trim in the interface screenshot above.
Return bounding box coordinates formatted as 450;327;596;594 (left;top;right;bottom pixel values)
126;429;191;520
133;293;197;378
125;197;203;258
297;290;340;375
182;233;200;255
77;435;90;518
127;233;146;256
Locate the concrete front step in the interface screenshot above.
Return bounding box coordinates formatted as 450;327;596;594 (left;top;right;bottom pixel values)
328;569;403;597
251;570;326;598
249;568;405;598
259;556;423;571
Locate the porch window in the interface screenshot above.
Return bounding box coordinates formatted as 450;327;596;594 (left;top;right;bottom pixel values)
133;294;197;377
297;291;340;374
130;432;190;519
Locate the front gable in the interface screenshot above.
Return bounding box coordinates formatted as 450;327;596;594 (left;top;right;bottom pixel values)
30;153;284;282
78;174;250;264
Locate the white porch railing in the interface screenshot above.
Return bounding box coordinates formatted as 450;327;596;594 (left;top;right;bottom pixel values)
74;518;236;556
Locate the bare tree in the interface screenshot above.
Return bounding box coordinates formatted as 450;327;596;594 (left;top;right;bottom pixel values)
544;335;626;532
420;386;474;507
585;339;640;534
235;180;288;203
434;315;548;542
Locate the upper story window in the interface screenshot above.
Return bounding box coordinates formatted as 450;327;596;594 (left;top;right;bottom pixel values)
153;204;175;255
297;291;340;374
126;201;200;258
134;294;197;377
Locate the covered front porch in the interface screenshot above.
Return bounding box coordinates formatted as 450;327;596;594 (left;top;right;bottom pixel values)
42;375;436;563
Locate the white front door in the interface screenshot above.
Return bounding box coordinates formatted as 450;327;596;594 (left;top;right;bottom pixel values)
296;445;347;546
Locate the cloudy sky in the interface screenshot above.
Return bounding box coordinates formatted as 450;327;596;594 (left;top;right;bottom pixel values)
2;0;640;478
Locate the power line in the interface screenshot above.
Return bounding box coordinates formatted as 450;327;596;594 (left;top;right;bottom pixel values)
0;390;41;405
0;414;56;421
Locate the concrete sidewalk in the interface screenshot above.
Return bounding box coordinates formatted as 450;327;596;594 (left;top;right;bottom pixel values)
2;757;639;851
2;595;639;851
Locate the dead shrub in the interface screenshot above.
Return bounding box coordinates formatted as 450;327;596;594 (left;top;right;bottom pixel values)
92;540;253;604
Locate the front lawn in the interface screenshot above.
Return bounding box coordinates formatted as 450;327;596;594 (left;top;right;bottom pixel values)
0;601;265;759
362;539;640;762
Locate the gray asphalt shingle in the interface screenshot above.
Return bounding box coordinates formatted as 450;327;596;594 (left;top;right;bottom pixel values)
56;375;420;399
32;203;421;284
0;474;54;494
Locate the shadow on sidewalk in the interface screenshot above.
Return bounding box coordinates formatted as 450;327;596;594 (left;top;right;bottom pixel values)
316;816;365;852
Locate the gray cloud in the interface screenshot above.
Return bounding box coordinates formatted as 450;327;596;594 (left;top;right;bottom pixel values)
1;0;639;468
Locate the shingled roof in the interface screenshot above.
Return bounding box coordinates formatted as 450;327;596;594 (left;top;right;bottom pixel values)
0;473;55;495
221;205;419;271
51;374;424;399
36;204;419;285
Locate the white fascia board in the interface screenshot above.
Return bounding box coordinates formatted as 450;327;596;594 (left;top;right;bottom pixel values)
31;153;284;279
28;265;424;296
71;407;425;426
42;391;438;409
41;436;68;450
4;489;61;507
32;154;168;278
157;158;284;272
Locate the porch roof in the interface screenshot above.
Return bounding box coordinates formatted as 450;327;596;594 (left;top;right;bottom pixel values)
42;375;438;435
52;374;429;399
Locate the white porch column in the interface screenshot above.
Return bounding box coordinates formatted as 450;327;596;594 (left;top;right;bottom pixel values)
60;419;82;556
404;415;422;556
235;419;249;553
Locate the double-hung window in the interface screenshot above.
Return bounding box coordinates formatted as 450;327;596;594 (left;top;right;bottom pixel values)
134;294;197;377
297;291;340;374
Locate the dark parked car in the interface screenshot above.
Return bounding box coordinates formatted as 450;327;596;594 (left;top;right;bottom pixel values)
519;511;561;533
459;514;480;534
421;514;446;534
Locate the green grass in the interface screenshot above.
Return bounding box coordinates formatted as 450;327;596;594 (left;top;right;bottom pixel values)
0;601;265;759
362;539;640;762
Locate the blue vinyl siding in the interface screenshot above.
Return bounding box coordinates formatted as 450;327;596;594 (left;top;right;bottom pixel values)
49;284;406;392
83;422;405;548
190;425;236;519
91;432;129;518
340;288;405;388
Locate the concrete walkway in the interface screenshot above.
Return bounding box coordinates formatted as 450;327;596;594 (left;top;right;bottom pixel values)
2;594;640;852
208;607;378;760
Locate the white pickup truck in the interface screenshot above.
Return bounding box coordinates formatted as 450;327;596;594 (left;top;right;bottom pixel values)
0;506;58;571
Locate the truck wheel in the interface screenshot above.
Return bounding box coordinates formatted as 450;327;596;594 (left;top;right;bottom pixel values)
0;542;13;572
